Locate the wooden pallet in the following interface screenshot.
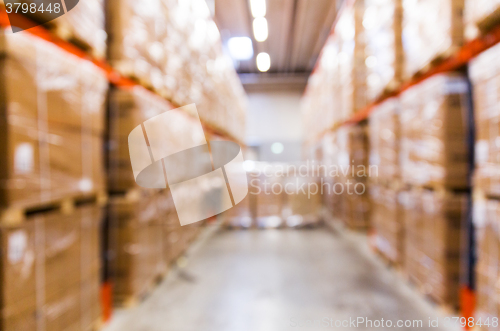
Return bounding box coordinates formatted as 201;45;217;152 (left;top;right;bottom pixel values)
114;273;164;308
43;21;105;60
412;46;464;80
476;7;500;37
109;62;156;92
0;191;108;225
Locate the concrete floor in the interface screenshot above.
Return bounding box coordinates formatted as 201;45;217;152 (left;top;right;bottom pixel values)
103;225;459;331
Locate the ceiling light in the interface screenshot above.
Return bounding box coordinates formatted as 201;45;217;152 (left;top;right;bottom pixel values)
253;17;268;42
249;0;266;18
227;37;254;60
256;52;271;72
271;142;284;154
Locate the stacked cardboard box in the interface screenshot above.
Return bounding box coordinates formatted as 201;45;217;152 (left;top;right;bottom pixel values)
108;191;165;304
108;87;175;192
0;205;102;331
336;125;371;230
398;73;469;308
370;186;404;264
400;189;420;280
419;190;466;306
368;98;404;263
369;98;400;184
0;31;108;209
400;73;469;189
282;167;322;228
470;43;500;197
156;189;202;264
320;133;341;221
106;0;246;142
364;0;404;101
474;199;500;329
54;0;107;58
470;42;500;326
465;0;500;39
403;0;464;77
302;0;367;137
251;168;284;228
19;0;106;58
402;189;466;307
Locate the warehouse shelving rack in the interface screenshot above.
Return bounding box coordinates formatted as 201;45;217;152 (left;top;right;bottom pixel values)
0;8;244;146
0;7;245;324
305;0;500;327
308;0;500;139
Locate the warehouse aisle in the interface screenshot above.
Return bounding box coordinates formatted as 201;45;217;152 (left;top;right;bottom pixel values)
104;227;457;331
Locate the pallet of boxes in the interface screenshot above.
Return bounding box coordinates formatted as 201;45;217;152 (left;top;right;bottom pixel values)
281;164;322;228
0;31;108;330
336;125;371;230
107;87;206;307
305;0;370;230
365;0;405;262
369;98;404;266
398;73;470;310
470;41;500;330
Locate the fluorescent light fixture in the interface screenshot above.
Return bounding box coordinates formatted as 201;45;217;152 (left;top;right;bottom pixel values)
271;142;284;154
249;0;266;18
227;37;254;60
256;52;271;72
253;17;268;42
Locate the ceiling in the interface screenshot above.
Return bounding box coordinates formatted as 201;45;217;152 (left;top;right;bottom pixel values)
214;0;340;77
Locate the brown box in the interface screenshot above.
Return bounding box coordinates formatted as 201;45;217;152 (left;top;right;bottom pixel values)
403;0;464;77
0;205;103;331
465;0;500;39
108;88;172;192
109;192;166;302
474;198;500;329
400;73;469;189
369;98;401;184
302;0;367;136
371;185;404;264
0;32;108;209
470;43;500;197
364;0;404;101
404;189;466;308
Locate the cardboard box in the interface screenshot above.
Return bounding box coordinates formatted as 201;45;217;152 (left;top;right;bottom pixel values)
108;87;173;192
403;0;464;77
364;0;404;101
400;73;469;189
470;43;500;197
465;0;500;39
302;0;367;135
371;186;404;264
369;98;401;184
0;205;103;331
0;32;107;208
474;198;500;329
109;192;167;301
404;189;466;307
